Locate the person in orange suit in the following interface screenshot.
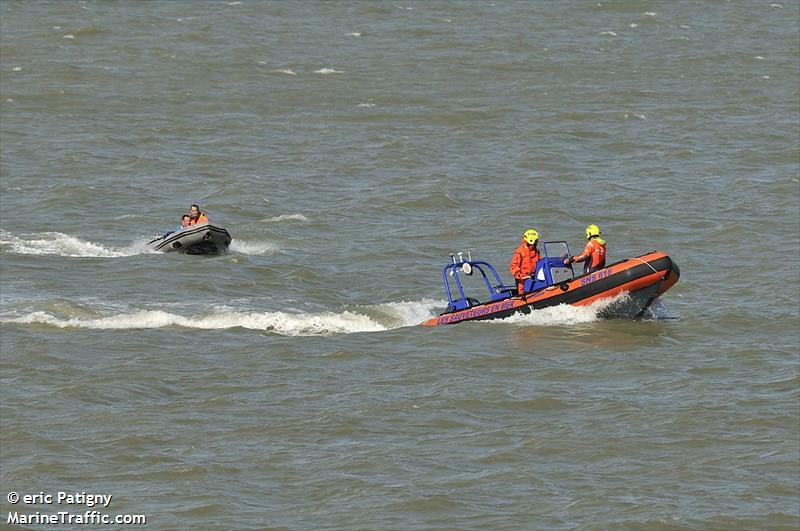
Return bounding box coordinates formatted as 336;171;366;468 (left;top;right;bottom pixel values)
187;204;209;225
510;229;541;295
565;224;606;274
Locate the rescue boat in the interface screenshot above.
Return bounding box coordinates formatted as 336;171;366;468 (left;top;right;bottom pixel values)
146;223;231;255
420;241;679;326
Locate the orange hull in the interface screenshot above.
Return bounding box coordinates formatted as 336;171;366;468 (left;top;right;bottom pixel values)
421;251;679;326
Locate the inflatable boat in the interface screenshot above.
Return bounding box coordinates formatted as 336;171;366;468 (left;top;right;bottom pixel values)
147;223;231;255
420;241;679;326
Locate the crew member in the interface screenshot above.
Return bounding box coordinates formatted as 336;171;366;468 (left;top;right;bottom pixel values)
510;229;541;295
188;204;209;225
176;214;191;231
565;224;606;274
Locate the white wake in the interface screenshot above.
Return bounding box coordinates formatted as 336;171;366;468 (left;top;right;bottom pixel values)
2;300;443;336
0;230;151;258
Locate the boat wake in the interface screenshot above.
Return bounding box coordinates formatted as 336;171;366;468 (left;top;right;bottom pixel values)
0;230;276;258
1;294;671;337
499;293;641;326
1;300;443;337
500;299;612;326
0;230;151;258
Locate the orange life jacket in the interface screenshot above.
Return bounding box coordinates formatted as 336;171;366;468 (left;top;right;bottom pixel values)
573;238;606;273
188;213;209;225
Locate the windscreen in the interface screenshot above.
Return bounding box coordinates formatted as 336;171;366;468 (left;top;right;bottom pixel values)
543;241;574;284
544;241;570;262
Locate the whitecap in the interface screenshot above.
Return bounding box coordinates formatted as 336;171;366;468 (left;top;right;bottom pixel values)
1;297;445;336
500;303;600;326
755;56;765;60
4;308;385;336
270;68;297;75
12;66;21;71
500;292;635;326
770;3;783;7
228;239;278;255
0;231;148;258
762;75;770;79
228;1;242;4
314;68;343;74
600;31;617;36
363;299;442;328
259;213;308;223
346;32;362;37
642;11;657;16
63;34;75;40
629;23;638;28
357;103;376;108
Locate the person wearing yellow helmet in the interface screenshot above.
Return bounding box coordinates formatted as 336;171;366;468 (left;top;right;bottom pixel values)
565;224;606;274
510;229;541;294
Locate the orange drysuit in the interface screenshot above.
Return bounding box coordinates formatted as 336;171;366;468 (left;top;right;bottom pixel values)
509;240;540;294
572;238;606;274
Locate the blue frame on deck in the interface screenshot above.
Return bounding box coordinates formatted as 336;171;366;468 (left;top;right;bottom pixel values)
440;242;576;312
442;259;516;312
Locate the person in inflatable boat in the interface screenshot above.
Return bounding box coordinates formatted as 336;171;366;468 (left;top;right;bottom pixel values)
565;224;606;274
188;204;209;225
510;228;541;295
176;214;191;231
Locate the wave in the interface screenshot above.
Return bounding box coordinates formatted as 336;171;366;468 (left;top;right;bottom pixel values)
268;68;297;76
0;230;150;258
1;230;277;258
2;300;443;336
259;214;308;223
1;294;670;337
499;303;604;326
497;293;649;326
228;239;278;255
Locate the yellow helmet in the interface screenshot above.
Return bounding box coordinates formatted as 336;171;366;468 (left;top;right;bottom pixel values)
585;224;601;240
523;229;539;245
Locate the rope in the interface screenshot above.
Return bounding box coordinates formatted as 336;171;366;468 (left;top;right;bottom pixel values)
629;257;659;274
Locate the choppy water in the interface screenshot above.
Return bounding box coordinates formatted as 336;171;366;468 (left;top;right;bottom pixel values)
1;1;798;529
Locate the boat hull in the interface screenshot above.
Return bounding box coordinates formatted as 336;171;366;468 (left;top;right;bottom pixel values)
147;224;231;255
421;251;679;326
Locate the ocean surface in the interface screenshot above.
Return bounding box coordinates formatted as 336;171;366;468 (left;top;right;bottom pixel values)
1;1;798;529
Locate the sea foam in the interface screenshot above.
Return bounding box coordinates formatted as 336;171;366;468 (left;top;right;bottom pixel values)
5;307;409;336
1;293;671;337
0;231;150;258
259;214;308;223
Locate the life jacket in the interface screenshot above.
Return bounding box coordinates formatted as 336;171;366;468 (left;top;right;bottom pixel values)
510;240;540;292
187;212;209;225
574;237;606;274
